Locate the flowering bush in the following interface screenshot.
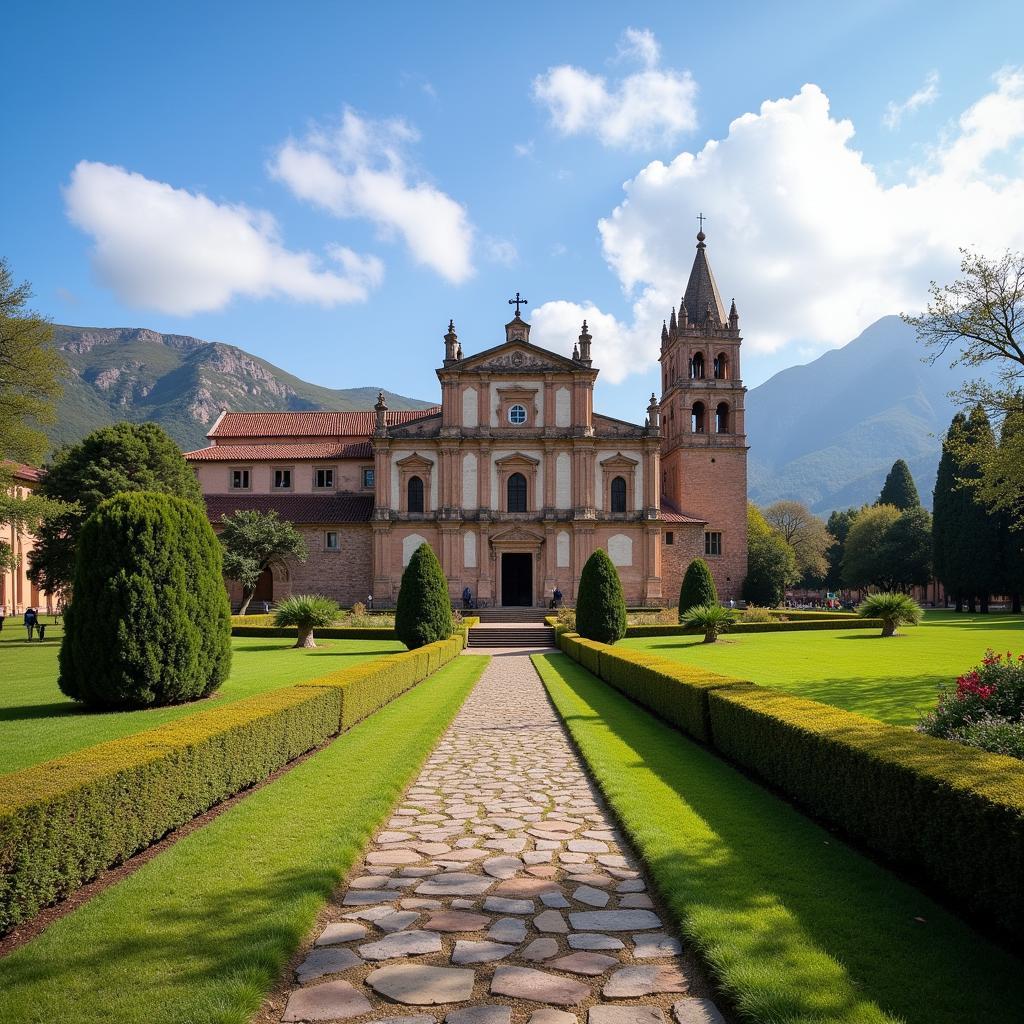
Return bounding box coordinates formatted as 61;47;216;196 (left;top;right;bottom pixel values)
741;605;775;623
918;650;1024;760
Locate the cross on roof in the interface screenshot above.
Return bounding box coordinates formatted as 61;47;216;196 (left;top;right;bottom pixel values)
508;291;528;316
697;212;706;231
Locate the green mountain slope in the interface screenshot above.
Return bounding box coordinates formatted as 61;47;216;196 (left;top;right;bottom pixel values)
746;316;979;514
48;325;436;451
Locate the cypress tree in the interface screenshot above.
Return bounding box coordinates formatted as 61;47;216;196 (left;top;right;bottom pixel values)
877;459;921;510
575;548;627;644
394;542;453;650
998;412;1024;613
678;558;718;617
960;405;1001;612
932;413;965;609
58;492;231;709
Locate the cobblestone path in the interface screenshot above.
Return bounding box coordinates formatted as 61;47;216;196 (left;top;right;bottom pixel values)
275;649;725;1024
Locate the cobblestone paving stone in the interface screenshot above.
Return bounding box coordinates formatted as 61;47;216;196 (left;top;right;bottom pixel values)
277;649;726;1024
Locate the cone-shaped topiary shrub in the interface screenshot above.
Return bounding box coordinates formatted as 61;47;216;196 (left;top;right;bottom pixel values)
58;491;232;708
679;557;718;618
576;548;627;644
395;542;453;650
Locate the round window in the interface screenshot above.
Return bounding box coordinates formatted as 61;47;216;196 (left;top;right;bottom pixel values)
508;404;527;425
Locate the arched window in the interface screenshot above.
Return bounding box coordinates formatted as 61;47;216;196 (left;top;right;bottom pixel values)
691;401;706;434
610;476;627;514
716;402;729;433
507;472;527;512
713;352;729;379
407;475;424;513
690;352;705;379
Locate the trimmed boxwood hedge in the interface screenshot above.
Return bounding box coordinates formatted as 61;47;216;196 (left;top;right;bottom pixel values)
708;686;1024;939
232;625;398;641
0;636;464;934
623;618;882;638
556;630;1024;940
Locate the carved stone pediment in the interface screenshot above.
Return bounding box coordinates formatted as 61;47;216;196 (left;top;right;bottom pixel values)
494;451;541;468
599;452;640;470
455;341;582;376
395;452;434;470
489;525;546;547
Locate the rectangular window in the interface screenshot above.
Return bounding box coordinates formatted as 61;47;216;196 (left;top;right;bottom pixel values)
362;467;375;488
230;468;250;490
273;468;292;490
325;531;339;551
315;468;335;489
665;531;674;545
705;531;722;556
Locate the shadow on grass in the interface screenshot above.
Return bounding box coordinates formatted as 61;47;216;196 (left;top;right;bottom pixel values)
537;653;1024;1024
0;701;85;723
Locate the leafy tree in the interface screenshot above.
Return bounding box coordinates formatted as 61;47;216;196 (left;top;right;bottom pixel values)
857;592;923;637
997;412;1024;613
274;594;339;648
878;506;933;591
933;413;967;610
678;557;717;617
743;504;799;607
0;258;66;466
575;548;627;645
842;504;902;590
824;508;858;590
877;459;921;510
58;492;231;708
682;602;737;643
394;542;453;650
764;500;831;581
0;466;69;579
219;509;308;614
904;248;1024;527
959;406;1002;611
28;421;202;594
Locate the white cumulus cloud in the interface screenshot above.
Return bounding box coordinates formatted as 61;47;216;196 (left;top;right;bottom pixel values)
64;161;383;315
533;29;697;149
884;70;940;129
270;108;474;283
541;68;1024;385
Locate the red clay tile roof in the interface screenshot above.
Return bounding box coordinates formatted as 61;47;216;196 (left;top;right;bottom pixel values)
3;461;42;483
185;441;373;461
209;409;439;439
660;500;706;524
205;493;374;524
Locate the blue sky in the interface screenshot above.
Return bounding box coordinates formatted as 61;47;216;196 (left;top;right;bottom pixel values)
6;0;1024;422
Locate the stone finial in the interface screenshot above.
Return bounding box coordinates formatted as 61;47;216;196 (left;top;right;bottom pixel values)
661;320;669;346
679;297;688;328
669;306;677;338
572;342;580;360
647;392;660;432
578;319;592;365
444;319;459;362
374;390;388;431
729;297;739;329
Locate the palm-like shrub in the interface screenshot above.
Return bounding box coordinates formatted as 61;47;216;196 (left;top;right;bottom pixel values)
395;543;453;650
679;558;718;617
58;492;231;708
857;591;923;637
274;594;339;648
576;549;627;644
683;602;737;643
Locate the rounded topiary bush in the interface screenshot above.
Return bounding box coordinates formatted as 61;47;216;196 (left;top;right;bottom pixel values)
395;542;453;650
679;558;718;618
58;491;232;708
576;548;627;644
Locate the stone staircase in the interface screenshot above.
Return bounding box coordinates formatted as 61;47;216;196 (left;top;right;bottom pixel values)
466;622;557;648
473;607;554;623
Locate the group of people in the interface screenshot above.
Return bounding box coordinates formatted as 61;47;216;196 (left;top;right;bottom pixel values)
0;606;49;640
458;586;564;609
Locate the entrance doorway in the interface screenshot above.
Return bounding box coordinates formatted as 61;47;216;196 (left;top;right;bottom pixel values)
501;553;533;607
253;567;274;605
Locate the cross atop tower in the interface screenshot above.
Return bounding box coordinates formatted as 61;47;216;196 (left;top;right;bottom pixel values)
508;291;528;317
697;212;706;232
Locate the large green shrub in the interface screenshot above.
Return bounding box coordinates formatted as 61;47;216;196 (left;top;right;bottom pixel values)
575;548;627;644
394;542;453;650
58;492;231;709
678;558;717;616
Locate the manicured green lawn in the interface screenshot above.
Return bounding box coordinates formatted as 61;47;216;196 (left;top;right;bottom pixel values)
0;653;487;1024
535;652;1024;1024
621;610;1024;725
0;623;406;773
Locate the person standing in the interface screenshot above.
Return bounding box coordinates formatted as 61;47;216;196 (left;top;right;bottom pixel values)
0;605;6;631
24;606;37;640
462;586;473;610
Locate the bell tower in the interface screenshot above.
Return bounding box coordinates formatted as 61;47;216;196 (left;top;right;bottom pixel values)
658;225;748;600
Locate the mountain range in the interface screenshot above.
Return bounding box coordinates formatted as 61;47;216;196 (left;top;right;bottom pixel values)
48;325;435;452
45;317;971;514
746;315;976;515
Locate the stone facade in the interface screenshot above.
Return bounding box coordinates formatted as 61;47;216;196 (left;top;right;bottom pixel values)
0;463;54;615
186;233;748;608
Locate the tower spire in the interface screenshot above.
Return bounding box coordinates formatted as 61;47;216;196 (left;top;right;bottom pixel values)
681;223;726;326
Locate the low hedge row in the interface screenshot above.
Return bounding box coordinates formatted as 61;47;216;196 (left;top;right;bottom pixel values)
0;635;464;934
623;618;882;638
557;631;1024;940
232;625;398;640
230;613;277;626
